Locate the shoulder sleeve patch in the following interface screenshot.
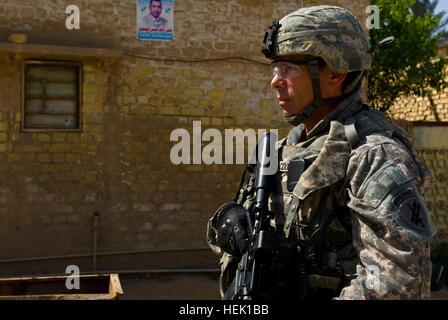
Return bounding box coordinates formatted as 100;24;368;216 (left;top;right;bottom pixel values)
392;187;428;231
359;163;437;247
387;181;437;247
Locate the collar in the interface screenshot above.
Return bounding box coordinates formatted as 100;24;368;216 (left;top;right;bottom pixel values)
305;88;365;140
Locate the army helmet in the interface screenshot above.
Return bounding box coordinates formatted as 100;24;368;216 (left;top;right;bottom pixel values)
262;5;372;124
263;5;371;73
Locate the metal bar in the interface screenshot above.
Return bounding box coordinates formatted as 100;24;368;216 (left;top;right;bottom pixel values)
0;253;92;264
24;112;78;117
25;95;76;100
86;268;221;275
26;79;76;84
0;268;221;280
42;79;47;113
24;60;82;67
24;126;76;130
92;212;99;272
20;128;82;133
97;247;211;256
0;247;212;264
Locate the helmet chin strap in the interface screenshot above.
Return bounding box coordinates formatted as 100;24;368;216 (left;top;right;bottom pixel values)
284;58;348;127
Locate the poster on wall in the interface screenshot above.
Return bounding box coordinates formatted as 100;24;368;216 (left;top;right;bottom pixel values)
137;0;174;40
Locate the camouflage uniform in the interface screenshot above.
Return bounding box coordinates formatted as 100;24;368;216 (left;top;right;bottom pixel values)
273;88;437;300
207;5;437;300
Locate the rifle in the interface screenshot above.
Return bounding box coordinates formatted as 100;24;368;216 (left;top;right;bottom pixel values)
220;131;344;300
224;131;280;300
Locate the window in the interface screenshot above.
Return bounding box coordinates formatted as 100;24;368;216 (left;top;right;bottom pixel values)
22;61;81;131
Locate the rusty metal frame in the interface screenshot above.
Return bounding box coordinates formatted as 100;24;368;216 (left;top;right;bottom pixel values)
0;273;123;300
21;60;82;132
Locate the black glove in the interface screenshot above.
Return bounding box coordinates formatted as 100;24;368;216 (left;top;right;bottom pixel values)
214;203;250;257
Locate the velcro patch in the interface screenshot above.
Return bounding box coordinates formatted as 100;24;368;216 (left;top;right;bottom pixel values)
361;163;411;208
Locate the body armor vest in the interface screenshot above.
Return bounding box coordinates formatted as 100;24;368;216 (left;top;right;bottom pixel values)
269;120;354;294
216;97;428;299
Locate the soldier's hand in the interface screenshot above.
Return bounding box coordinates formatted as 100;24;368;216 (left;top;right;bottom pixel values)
214;203;249;257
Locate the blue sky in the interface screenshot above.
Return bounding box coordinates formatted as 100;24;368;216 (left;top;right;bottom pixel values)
435;0;448;15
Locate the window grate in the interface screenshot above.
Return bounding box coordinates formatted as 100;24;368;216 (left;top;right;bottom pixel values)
22;61;81;131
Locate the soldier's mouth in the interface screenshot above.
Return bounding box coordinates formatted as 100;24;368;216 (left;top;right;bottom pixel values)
278;98;290;107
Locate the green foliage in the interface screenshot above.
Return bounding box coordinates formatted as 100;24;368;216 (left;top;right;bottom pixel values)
412;0;437;16
412;0;448;42
368;0;448;112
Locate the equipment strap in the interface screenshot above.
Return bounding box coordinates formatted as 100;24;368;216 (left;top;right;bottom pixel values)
283;195;301;239
344;122;359;148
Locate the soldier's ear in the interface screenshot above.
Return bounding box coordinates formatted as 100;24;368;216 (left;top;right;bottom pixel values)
330;71;347;86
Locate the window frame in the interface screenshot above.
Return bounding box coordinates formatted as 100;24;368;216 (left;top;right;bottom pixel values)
21;60;82;132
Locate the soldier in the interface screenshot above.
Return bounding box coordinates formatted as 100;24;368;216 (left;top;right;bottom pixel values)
207;5;437;300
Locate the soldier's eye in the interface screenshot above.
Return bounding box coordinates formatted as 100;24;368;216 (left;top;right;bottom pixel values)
271;63;304;78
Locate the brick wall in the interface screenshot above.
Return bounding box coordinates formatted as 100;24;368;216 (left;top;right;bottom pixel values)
0;0;370;275
388;89;448;122
388;43;448;245
419;149;448;243
387;44;448;122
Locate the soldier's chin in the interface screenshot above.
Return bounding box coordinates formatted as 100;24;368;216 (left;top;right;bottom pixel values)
279;101;294;113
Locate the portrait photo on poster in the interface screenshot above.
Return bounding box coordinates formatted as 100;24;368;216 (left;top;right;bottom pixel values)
136;0;174;40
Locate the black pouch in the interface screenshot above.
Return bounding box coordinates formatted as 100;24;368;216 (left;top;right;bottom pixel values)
287;159;310;192
431;263;445;292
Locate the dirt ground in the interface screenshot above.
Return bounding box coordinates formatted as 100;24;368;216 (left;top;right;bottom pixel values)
118;273;221;300
116;273;448;300
430;286;448;300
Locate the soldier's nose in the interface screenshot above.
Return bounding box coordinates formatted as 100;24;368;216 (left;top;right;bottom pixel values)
271;74;285;89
